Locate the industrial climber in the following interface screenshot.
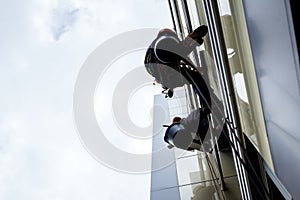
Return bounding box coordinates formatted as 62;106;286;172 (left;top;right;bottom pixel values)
143;25;229;151
164;107;211;151
144;25;208;96
164;105;228;152
144;25;211;150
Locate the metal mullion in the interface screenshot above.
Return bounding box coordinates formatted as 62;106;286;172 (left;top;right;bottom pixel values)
180;0;193;33
202;0;236;180
168;0;178;32
173;0;185;39
201;1;236;199
202;0;252;199
183;0;203;72
208;0;252;199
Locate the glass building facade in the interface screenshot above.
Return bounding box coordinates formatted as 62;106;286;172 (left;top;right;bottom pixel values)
151;0;299;199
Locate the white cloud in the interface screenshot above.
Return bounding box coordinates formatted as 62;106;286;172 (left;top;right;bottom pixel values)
31;0;134;43
31;0;172;44
0;0;171;199
50;7;80;41
0;110;151;200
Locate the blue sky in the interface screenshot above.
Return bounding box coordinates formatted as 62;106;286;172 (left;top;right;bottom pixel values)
0;0;172;199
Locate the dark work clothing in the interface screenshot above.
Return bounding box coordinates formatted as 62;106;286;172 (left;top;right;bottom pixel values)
144;33;184;89
144;30;202;90
144;26;208;90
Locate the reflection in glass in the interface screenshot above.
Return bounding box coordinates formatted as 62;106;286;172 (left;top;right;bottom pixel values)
216;0;273;169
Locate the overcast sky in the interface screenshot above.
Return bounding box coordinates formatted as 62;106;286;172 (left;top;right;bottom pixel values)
0;0;172;199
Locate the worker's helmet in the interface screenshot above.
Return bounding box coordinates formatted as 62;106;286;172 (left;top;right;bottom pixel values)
164;123;193;150
157;28;178;38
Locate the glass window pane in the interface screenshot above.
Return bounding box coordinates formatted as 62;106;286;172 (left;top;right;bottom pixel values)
178;176;241;200
217;0;274;170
